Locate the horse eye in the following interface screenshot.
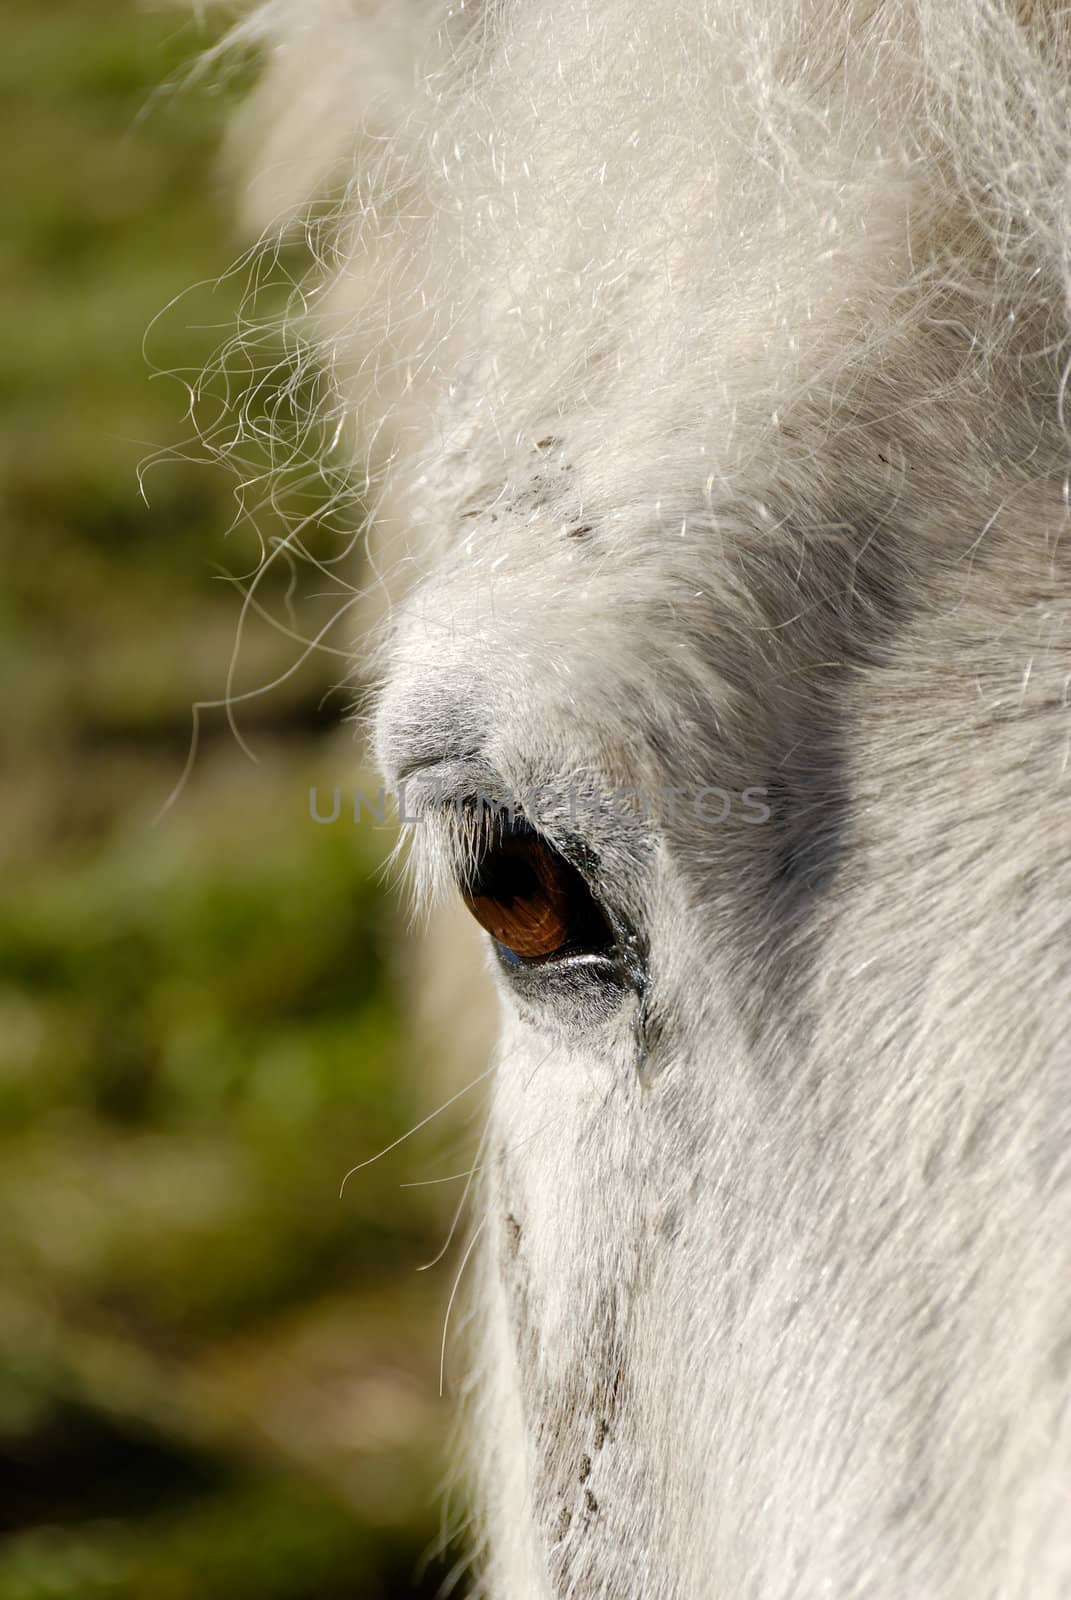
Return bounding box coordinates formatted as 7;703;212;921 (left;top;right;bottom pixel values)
460;817;614;965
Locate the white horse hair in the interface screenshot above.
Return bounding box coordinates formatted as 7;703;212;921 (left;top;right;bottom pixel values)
212;2;1071;1594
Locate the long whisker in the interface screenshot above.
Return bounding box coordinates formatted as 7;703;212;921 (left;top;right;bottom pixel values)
440;1221;486;1398
416;1113;493;1272
338;1062;497;1197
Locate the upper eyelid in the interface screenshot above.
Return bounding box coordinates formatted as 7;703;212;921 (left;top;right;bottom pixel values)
394;756;653;919
393;756;505;809
396;761;581;850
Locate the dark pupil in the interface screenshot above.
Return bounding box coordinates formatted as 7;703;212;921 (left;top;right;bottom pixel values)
461;820;611;962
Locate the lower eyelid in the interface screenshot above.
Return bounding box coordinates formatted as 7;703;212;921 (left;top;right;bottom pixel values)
490;938;628;984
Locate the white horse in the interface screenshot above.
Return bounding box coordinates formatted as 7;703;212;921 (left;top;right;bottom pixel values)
219;2;1071;1594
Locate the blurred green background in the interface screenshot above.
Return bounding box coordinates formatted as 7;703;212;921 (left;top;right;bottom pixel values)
0;4;478;1596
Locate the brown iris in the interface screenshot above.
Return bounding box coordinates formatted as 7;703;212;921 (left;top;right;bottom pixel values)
460;818;614;964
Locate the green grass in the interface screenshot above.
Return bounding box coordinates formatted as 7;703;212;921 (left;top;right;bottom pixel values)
0;5;467;1595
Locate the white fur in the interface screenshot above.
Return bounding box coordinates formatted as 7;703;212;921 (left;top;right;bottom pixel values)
217;3;1071;1595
